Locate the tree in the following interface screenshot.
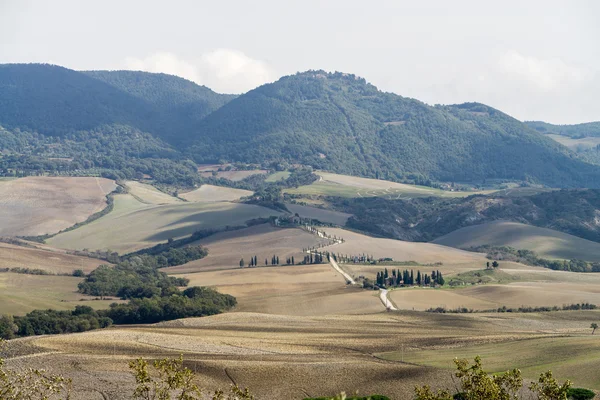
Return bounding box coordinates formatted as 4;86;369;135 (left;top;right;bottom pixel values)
239;258;244;268
291;256;295;265
492;261;499;268
591;323;598;335
417;270;422;285
414;356;571;400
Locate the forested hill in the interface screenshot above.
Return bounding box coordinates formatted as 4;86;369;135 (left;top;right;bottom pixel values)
3;64;600;188
0;64;234;143
84;70;236;136
526;121;600;138
188;71;600;188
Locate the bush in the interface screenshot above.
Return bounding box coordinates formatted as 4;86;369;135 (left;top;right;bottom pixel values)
568;388;596;400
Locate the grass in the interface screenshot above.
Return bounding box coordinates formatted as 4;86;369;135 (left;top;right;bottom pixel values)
0;272;119;315
433;220;600;262
47;194;281;253
265;170;291;182
0;176;116;236
284;171;495;199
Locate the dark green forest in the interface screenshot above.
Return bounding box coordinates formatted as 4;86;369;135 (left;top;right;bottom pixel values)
2;64;600;188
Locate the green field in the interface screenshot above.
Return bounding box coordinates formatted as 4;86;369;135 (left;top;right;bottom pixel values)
265;170;291;182
0;272;119;315
433;220;600;262
285;171;494;199
47;193;282;253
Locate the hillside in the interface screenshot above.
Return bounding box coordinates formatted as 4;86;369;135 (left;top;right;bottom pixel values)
4;64;600;188
527;120;600;138
0;64;233;141
335;189;600;243
433;220;600;262
188;71;600;188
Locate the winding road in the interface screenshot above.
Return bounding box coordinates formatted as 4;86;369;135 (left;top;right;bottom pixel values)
379;289;398;311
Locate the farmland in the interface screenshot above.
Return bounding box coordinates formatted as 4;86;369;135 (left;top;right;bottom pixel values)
285;171;494;199
0;176;116;236
433;220;600;262
0;241;103;274
164;224;330;274
123;180;181;204
179;184;253;202
4;309;600;399
0;272;118;315
285;203;352;225
48;193;281;253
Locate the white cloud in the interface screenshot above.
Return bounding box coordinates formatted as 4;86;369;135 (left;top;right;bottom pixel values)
500;50;589;91
122;49;275;93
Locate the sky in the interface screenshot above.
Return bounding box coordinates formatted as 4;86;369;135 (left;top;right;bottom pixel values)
1;0;598;124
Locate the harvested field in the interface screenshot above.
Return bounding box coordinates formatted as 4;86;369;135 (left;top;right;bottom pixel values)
165;224;331;274
181;264;382;316
199;170;267;181
322;228;486;266
0;177;116;236
0;272;119;315
123;180;181;204
180;184;253;202
0;242;103;274
48;194;280;254
285;203;351;225
285;171;493;199
433;220;600;261
4;310;600;399
389;281;600;311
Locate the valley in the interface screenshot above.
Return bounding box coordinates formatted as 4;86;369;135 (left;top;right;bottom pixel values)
2;63;600;400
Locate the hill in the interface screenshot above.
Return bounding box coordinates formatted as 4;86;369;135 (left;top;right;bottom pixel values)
433;220;600;262
527;120;600;138
0;64;233;141
335;189;600;243
188;71;600;188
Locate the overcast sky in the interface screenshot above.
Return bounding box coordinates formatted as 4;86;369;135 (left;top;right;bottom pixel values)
1;0;598;124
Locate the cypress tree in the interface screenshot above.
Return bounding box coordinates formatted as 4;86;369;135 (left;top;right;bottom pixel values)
276;256;280;265
417;270;421;285
240;258;245;267
292;256;295;264
410;270;414;285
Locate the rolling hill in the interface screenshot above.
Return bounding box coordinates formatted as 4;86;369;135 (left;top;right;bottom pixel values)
433;220;600;262
188;70;600;188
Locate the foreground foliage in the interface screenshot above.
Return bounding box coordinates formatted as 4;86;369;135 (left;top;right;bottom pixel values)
414;356;572;400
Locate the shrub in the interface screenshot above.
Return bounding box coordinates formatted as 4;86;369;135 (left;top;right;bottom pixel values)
568;388;596;400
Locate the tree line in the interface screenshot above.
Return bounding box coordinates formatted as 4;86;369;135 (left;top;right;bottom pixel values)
371;268;445;289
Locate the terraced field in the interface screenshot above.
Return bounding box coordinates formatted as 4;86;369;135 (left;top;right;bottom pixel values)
0;176;116;236
433;220;600;261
